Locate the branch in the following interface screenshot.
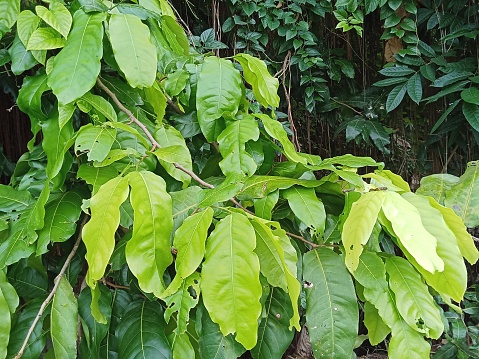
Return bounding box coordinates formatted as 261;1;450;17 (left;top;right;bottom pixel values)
13;216;88;359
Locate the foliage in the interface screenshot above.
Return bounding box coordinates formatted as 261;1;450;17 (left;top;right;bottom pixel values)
0;1;478;359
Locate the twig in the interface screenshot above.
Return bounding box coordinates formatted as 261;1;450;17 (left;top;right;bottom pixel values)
104;280;130;290
13;216;88;359
281;51;300;151
330;98;363;116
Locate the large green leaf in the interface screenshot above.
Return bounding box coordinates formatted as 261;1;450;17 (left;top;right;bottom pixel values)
283;186;326;236
416;173;459;204
462;102;479;132
427;197;479;264
17;10;40;47
385;256;443;338
23;182;50;243
0;185;33;213
303;248;358;359
363;301;389;346
342;191;385;272
75;124;117;162
0;285;10;359
444;162;479;228
461;87;479;105
83;176;129;288
116;300;172;358
126;171;173;296
26;27;65;50
77;164;118;194
35;2;72;38
251;287;295;359
196;56;243;141
51;277;78;359
406;72;422;104
8;34;38;75
37;191;84;255
17;69;49;121
201;213;262;350
0;271;18;314
250;219;300;330
48;10;106;104
253;190;279;220
388;320;431;359
0;0;19;38
109;14;157;88
217;116;260;177
0;218;35;269
171;186;202;233
80;92;118;122
380;191;444;273
234;53;280;108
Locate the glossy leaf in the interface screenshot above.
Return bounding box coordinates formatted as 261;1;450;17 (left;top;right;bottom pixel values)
17;70;49;121
380;191;444;273
51;277;78;359
0;0;20;38
36;2;72;38
217;116;260;177
342;191;385;272
407;72;422;104
201;213;262;350
0;285;10;359
48;10;106;104
196;56;243;141
26;27;66;50
238;175;322;200
8;34;38;75
253;190;279;220
385;83;407;112
234;53;280;108
303;248;358;359
83;176;129;288
116;300;172;359
80;92;118;122
109;14;157;88
75;124;117;162
0;185;33;212
126;171;173;296
283;186;326;235
0;271;18;314
385;256;443;338
77;164;118;194
461;87;479;104
17;10;40;47
462;102;479;132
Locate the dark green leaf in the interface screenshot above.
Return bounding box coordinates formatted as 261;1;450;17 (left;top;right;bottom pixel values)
462;103;479;132
407;73;422;104
461;87;479;105
385;83;407;112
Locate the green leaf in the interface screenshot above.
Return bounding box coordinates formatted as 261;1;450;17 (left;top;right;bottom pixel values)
77;164;119;194
8;34;38;75
199;176;244;207
255;114;307;165
48;10;106;104
0;0;19;37
427;197;479;264
83;176;129;288
342;191;386;272
17;69;49;120
217;117;260;177
51;277;78;359
407;73;422;104
35;2;72;38
80;92;118;122
0;285;11;359
461;87;479;104
165;69;189;97
126;171;173;296
251;287;295;359
37;191;84;255
201;213;262;350
154;125;192;187
17;10;40;47
0;219;35;269
379;66;415;77
303;248;358;358
0;271;18;314
432;71;472;87
75;124;117;162
416;173;459;203
196;56;243;141
234;53;280;108
283;186;326;235
388;325;431;358
385;256;443;338
250;219;301;330
116;300;172;359
373;77;408;87
385;83;407;112
0;184;33;212
109;14;157;88
380;191;444;273
58;102;76;130
363;301;389;346
462;102;479;132
26;27;66;50
445;163;479;228
253;190;279;220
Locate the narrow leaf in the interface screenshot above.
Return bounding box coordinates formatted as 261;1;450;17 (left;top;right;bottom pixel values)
385;83;407;112
363;301;389;346
407;73;422;104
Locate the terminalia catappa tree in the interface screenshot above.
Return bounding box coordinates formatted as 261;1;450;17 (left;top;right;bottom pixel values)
0;0;478;358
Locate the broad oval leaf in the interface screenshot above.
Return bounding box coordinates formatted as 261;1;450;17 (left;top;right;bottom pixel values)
75;124;117;162
26;27;65;50
51;277;78;359
201;212;262;350
461;87;479;104
342;191;386;272
116;300;172;359
388;321;431;359
0;0;20;37
462;102;479;132
380;191;444;273
303;248;358;359
109;13;157;88
83;176;129;287
48;10;106;104
80;92;118;122
385;256;443;338
35;2;72;38
196;56;243;141
8;34;38;75
407;72;422;104
385;83;407;112
17;10;40;47
126;171;173;296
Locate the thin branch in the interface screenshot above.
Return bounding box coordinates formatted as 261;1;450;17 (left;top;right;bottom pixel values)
330;97;363;116
13;216;88;359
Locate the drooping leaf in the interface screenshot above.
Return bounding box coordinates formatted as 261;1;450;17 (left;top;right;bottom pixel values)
416;173;459;204
83;176;129;288
8;34;38;75
80;92;118;122
201;213;262;350
253;190;279;220
51;277;78;359
75;124;117;162
282;186;326;236
217;116;260;177
23;181;50;243
462;102;479;132
406;72;422;104
303;248;358;359
47;10;106;104
196;56;243;141
380;191;444;273
445;162;479;227
109;13;157;88
342;191;385;272
26;27;66;50
126;171;173;296
234;53;280;108
385;256;444;338
363;301;389;346
116;300;172;359
385;83;407;112
160;15;189;54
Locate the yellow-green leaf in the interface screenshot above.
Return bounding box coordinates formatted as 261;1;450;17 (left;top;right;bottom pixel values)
35;2;72;38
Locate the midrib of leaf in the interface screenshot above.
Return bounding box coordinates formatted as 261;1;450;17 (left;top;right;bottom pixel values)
256;288;273;353
67;16;91;96
140;301;146;359
0;195;30;206
216;60;223;117
124;15;141;74
176;211;207;271
358;257;385;290
314;249;335;357
229;217;238;330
